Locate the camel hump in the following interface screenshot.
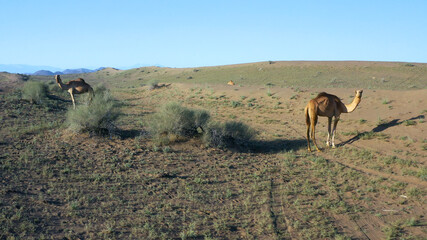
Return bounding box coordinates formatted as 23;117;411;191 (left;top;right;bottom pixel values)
316;92;329;98
227;80;235;85
316;92;340;101
77;78;86;83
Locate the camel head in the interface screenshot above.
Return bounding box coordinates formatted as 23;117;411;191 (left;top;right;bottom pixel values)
55;75;62;83
55;75;65;90
355;90;363;98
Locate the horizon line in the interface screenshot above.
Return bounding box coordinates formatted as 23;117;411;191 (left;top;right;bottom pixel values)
1;60;426;74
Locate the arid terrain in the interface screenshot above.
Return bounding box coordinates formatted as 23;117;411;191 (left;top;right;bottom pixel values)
1;61;426;239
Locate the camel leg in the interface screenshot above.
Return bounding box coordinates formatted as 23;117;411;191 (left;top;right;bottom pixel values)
326;117;332;147
305;107;312;151
306;122;311;152
331;117;340;148
310;114;321;152
311;124;321;151
68;89;76;109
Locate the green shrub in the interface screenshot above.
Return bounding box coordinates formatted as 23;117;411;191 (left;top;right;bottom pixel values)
147;79;159;90
148;102;256;147
403;120;417;126
22;81;48;103
231;100;242;108
203;120;256;148
66;87;120;134
194;109;211;131
148;102;210;144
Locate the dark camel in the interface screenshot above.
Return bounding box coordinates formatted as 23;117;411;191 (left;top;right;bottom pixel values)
55;75;94;109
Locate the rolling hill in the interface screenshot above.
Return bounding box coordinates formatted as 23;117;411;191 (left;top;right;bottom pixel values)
62;61;427;90
3;61;427;92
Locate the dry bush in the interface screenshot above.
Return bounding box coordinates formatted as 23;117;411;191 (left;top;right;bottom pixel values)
203;120;256;148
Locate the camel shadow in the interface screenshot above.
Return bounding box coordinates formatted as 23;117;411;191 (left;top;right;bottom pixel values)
339;115;425;146
47;94;72;103
407;115;426;121
372;119;400;133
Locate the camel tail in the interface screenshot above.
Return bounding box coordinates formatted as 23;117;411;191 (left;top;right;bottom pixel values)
304;106;310;126
305;105;312;151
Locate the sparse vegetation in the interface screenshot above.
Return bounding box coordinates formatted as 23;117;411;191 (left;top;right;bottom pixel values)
360;131;390;140
1;62;427;239
359;119;367;124
247;97;256;103
382;98;390;104
382;221;405;240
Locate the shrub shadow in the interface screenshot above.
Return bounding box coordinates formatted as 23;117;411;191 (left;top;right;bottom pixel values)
118;129;146;139
150;83;172;90
230;138;307;153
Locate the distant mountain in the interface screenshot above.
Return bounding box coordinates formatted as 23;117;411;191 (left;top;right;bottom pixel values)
32;67;106;76
0;64;107;75
0;64;63;74
62;68;95;74
32;70;56;76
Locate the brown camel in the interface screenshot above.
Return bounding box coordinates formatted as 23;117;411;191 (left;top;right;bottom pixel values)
55;75;94;109
304;90;363;151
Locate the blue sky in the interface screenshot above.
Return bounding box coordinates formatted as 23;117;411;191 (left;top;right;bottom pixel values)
1;0;426;69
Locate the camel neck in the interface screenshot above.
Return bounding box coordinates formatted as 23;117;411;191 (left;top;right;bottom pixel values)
56;78;68;90
344;96;361;113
